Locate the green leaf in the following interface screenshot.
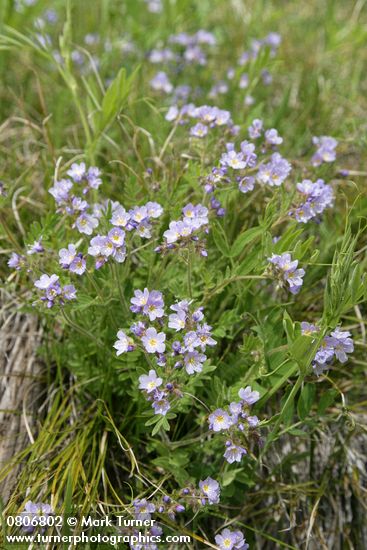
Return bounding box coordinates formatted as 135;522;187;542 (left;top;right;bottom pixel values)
317;389;338;415
230;226;263;257
212;221;230;256
96;66;139;134
297;383;316;420
287;428;308;437
283;310;295;345
222;468;243;487
289;334;322;373
145;415;160;427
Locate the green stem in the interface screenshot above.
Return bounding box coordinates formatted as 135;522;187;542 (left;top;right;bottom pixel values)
187;247;193;299
262;373;304;454
86;270;103;302
111;263;128;315
60;308;111;354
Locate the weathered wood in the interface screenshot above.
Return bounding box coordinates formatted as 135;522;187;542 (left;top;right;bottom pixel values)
0;289;42;503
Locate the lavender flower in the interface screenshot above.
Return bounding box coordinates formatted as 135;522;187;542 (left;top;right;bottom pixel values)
131;288;165;320
139;369;163;392
199;477;221;504
75;213;99;235
143;290;165;321
165;105;180;122
67;162;86;182
49;179;73;206
238;386;260;405
239;73;249;89
150;71;173;93
131;288;150;311
195;324;217;349
238;176;255;193
110;205;130;227
21;501;53;534
311;136;338;166
114;330;134;355
146;201;163;218
268;253;305;294
265;128;283;145
8;252;25;270
247;415;259;427
184;351;207;374
208;409;233;432
257;153;291;187
59;244;86;275
152;395;171;415
301;322;320;336
108;227;125;247
62;284;77;301
88;230;126;268
223;442;247;463
168;309;186;331
27;239;44;255
248;118;263;139
34;273;59;290
292;179;334;223
220;149;247;170
329;328;354;362
209;81;229;98
34;274;76;307
142;327;166;353
304;323;354;374
190;122;209;138
215;528;249;550
133;499;155;521
162;203;209;254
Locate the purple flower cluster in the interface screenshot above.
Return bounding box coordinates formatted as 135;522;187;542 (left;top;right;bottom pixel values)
215;528;249;550
208;386;261;463
129;526;163;550
248;119;283;148
8;252;26;271
144;0;162;14
220;140;257;169
168;30;216;65
20;501;53;534
201;167;230;194
49;163;101;235
166;104;234;136
150;71;173;93
291;179;334;223
158;203;209;256
88;228;126;269
199;119;290;207
149;29;279;118
198;477;221;505
176;477;221;510
268;253;305;295
238;32;281;66
27;239;44;255
257;152;291;187
67;162;102;191
59;244;87;274
311;136;338;166
149;30;216;97
34;274;77;308
301;323;354;375
113;292;216;419
110;200;163;238
85;201;162;269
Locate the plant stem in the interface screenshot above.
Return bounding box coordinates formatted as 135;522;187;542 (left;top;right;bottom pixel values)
187;247;193;299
